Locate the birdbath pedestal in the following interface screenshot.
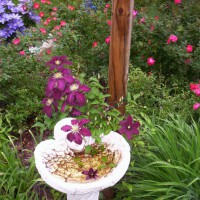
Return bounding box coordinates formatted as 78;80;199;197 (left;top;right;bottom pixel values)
34;118;130;200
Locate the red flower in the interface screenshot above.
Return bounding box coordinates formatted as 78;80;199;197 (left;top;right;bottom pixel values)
50;12;56;16
19;50;25;55
92;41;98;48
39;12;45;17
147;57;156;66
174;0;181;4
60;21;66;26
68;5;75;10
52;7;58;11
40;28;47;34
105;4;110;8
53;25;61;31
193;103;200;110
33;3;40;9
186;45;193;53
105;36;110;44
13;38;20;45
46;49;51;55
107;20;112;26
167;34;178;44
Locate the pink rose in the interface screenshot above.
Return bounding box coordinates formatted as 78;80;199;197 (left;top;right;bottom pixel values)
174;0;181;4
193;103;200;110
13;38;20;45
105;4;110;8
92;41;98;48
52;7;58;11
68;5;75;10
19;50;25;55
190;82;200;97
186;45;193;53
40;28;47;34
39;12;45;17
50;12;56;16
132;10;138;17
167;34;178;44
105;36;110;44
184;59;191;65
107;20;112;26
190;83;200;91
139;17;145;24
46;49;51;55
53;25;61;31
60;21;66;26
33;3;40;9
147;57;156;66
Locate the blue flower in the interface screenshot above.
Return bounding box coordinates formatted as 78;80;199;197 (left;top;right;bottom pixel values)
0;0;40;40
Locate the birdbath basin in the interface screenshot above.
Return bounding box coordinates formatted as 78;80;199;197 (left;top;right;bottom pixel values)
34;118;130;200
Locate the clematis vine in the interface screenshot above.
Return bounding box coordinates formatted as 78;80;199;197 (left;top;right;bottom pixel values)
119;115;140;140
42;98;58;117
46;55;73;71
82;168;98;180
61;119;91;145
46;70;74;92
62;80;91;108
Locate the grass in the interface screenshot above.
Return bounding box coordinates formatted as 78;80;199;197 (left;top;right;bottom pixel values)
115;114;200;200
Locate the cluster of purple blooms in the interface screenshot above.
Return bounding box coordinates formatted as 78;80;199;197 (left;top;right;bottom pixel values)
42;55;141;145
0;0;40;40
42;55;91;118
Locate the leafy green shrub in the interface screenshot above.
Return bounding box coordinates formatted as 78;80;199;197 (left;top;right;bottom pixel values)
115;114;200;200
126;67;198;121
0;30;51;127
130;0;200;85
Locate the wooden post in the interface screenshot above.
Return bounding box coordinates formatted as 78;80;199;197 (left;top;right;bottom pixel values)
108;0;134;115
103;1;134;199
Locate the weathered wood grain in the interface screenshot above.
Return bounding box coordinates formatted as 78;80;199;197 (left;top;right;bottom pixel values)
108;0;134;114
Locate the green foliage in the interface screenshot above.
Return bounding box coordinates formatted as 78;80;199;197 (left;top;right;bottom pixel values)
115;114;200;199
0;31;50;127
126;67;197;121
130;0;200;84
0;136;40;199
34;74;122;143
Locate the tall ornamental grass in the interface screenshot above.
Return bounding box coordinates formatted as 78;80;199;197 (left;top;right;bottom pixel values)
116;114;200;200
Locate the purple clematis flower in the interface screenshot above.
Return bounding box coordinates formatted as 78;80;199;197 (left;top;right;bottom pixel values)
47;71;74;92
82;168;98;180
69;107;82;117
63;80;90;107
119;115;140;140
61;119;91;145
46;56;73;71
42;98;58;118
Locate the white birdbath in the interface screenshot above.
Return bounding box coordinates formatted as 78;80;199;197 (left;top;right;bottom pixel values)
34;118;130;200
